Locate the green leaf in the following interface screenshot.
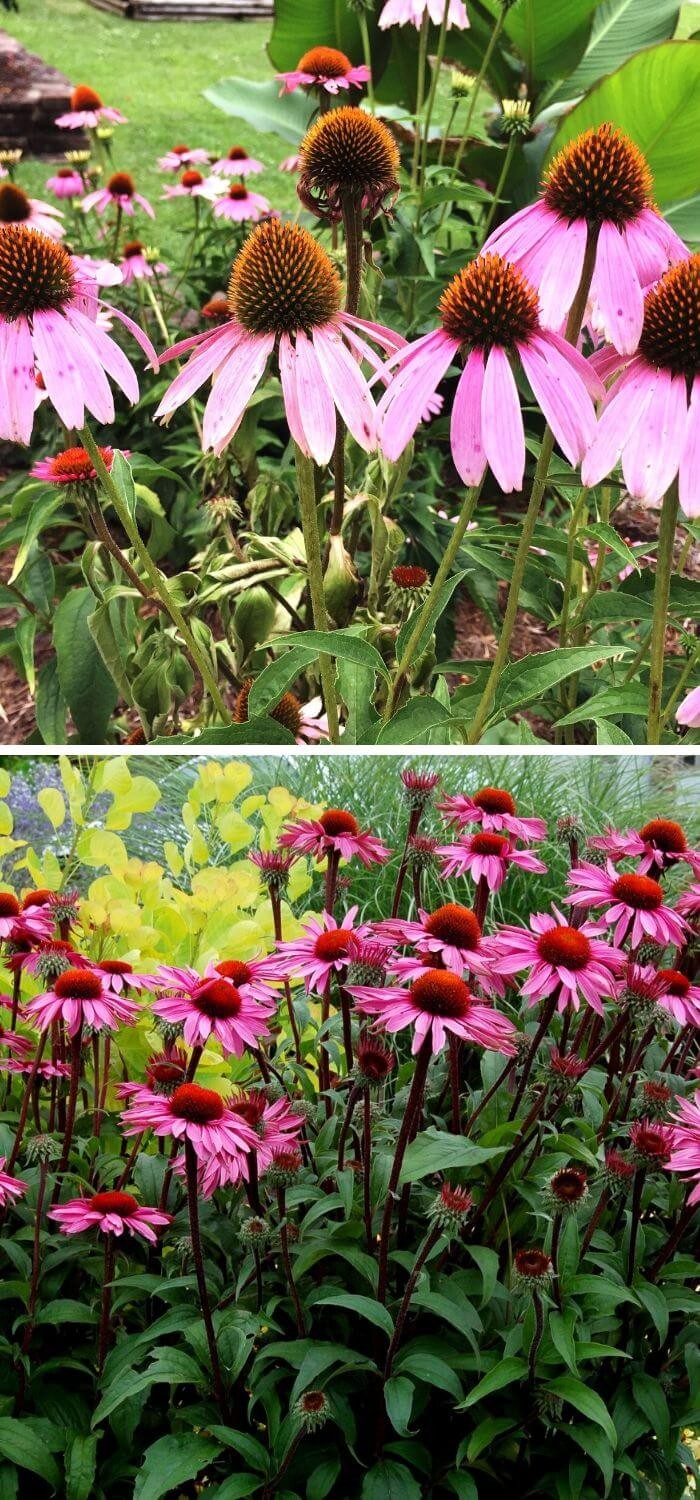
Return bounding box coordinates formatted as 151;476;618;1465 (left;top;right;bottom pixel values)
632;1372;671;1449
551;0;681;103
205;76;314;145
582;524;642;574
549;1310;579;1374
547;40;700;206
246;647;317;718
134;1434;225;1500
153;719;296;746
466;1417;517;1462
35;660;67;746
545;1376;617;1447
568;1424;614;1495
374;698;453;745
362;1461;422;1500
384;1376;415;1437
459;1358;528;1407
0;1418;62;1489
399;1126;506;1184
396;569;470;666
65;1434;98;1500
337;655;380;744
492;645;629;721
269;629;390;682
9;491;62;583
109;451;138;523
394;1350;462;1399
53;588;119;742
483;0;599;83
557;686;649;727
306;1459;341;1500
313;1293;394;1340
87;600;136;709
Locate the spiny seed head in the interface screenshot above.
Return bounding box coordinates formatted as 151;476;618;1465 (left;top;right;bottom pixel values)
346;939;389;988
408;835;439;872
500;99;532;140
171;1083;225;1123
53;968;102;1000
543;122;653;228
71;84;102;110
43;446;111;486
299;107;398;221
298;46;352;78
545;1166;588;1214
392;565;430;591
639;818;687;853
0;225;75;321
314;929;353;961
439;254;539;351
355;1034;395;1085
108;172;135;197
215;959;253;985
240;1215;270;1246
227;219;340;337
639;257;699;379
424;903;481;950
451;71;475;99
202;295;231;323
24;1133;60;1164
319;808;359;837
629;1119;672;1165
537;926;592;971
602;1148;635;1189
180;169;204;189
22;889;52;909
473;786;515;815
146;1048;188;1092
513;1247;552;1290
249;848;297;892
193;979;242;1018
613;873;664;911
469;832;509;856
227;146;248;161
234;677;302;737
0;185;31;224
267;1147;303;1186
294;1388;330;1432
0;891;20;917
429;1182;473;1233
410;970;471;1018
91;1190;139;1216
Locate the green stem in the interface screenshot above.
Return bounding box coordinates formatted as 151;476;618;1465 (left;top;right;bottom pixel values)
467;227;599;743
414;0;451;229
437;99;458;168
294;444;340;743
382;476;485;723
357;12;376;112
438;8;505;226
647;482;680;743
410;14;430;192
479;135;516;247
80;423;229;721
331;192;364;539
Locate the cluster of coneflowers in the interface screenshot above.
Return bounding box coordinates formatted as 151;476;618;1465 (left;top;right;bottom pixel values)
0;772;698;1426
1;40;698;739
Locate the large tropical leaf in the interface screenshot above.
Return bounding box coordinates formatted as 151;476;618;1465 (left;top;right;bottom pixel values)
551;0;681;103
481;0;600;86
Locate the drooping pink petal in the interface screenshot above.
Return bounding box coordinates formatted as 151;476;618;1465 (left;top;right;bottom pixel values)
450;347;486;485
543;331;606;401
593;221;644;355
201;332;273;454
278;333;308;455
679;376;700;520
621;369;688;504
101;303;158;370
156;327;245;420
536;217;587;329
518;334;595;466
0;317;35;444
65;306;139;405
481;345;524;492
294;330;336;465
582;362;656;489
312;325;376;452
30;310;89;429
379;333;458;461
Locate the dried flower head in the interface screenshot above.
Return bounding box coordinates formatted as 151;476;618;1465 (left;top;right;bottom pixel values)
299;106;399;222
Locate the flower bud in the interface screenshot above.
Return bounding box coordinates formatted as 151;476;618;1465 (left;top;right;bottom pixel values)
323;534;363;628
233;585;277;660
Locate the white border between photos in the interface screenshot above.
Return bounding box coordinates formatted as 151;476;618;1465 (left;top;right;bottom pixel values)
0;745;696;761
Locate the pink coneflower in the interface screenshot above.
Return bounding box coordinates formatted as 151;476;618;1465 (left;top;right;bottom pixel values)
168;1092;306;1194
0;226;157;444
212;185;271;223
665;1091;700;1203
589;819;699;877
489;907;626;1014
233;678;328;744
87;957;149;995
632;965;700;1027
56;84;127;130
119;241;169;283
25;967;140;1037
71;251;123;288
436;832;548;890
482;123;687;355
211;146;264;177
565;862;688;949
378;253;602;492
151;976;273;1057
11;938;82;981
45;167;84;200
0;889;52;941
629;1118;673;1166
139;956;278;1010
349;968;518;1057
161;169;223;201
677;882;700;921
157;145;210;172
49;1191;171;1242
120;1081;258;1161
0;183;64;239
582;257;699;516
438;786;547;843
155;219;399;461
0;1158;27;1208
278;807;390;867
249;849;299;888
377;903;490;977
31;445;119;488
379;0;469;27
270;908;372;995
277;46;370;96
677;687;700;729
0;1057;70;1080
82;172;155;220
0;1028;33;1059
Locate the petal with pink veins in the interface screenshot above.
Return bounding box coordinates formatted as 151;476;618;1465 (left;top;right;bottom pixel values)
312;325;376;452
294;330;336;465
679;376;700;520
481;345;524;493
450;347;486;485
621;369;687;505
593;221;644;355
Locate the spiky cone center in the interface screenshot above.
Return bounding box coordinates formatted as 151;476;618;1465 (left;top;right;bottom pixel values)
630;1123;670;1163
315;929;353;961
108;172;135;198
71;84;102;110
233;677;302;737
639;817;688;853
300;107;398;194
0;184;31;224
355;1038;394;1084
603;1149;635;1187
268;1147;302;1186
657;968;689;996
22;888;53;909
43;447;112;485
202;296;230;322
473;786;516;815
171;144;190;156
122;241;145;260
296;1388;330;1431
0;891;20;917
470;832;510;857
513;1247;552;1287
439;254;539;352
240;1215;270;1245
612;873;664;911
146;1051;187;1089
410;969;471;1018
171;1082;225;1123
297;46;352;79
640;1078;672;1107
53;968;102;1000
215;959;253;985
391;565;429;591
227;146;248;161
640;257;700;378
0;225;75;320
319;808;359;837
537;926;592;970
193;979;242;1018
543;122;653;229
425;903;481;950
430;1182;472;1232
180;169;204;188
99;958;133;975
408;836;438;871
548;1167;588;1208
229;1089;267;1129
227;219;341;337
90;1190;139;1216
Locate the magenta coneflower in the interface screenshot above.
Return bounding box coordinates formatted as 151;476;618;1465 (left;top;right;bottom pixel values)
120;1081;258;1162
212;146;264;178
0;1057;70;1081
0;1157;27;1208
82;172;155;220
155;219;399;461
629;1118;674;1166
212;185;271;223
25;967;140;1036
589;818;699;876
139;956;278;1010
665;1091;700;1204
565;862;688;949
0;1028;33;1059
49;1191;171;1243
270;908;372;995
56;84;127;130
483;123;687;355
350;968;517;1057
632;965;700;1027
278;807;390;866
249;849;299;889
0;183;64;241
379;253;601;492
436;832;547;890
438;787;547;843
161;169;223;201
677;882;700;921
379;0;468;28
119;242;169;283
46;167;84;200
87;957;148;995
277;46;370;96
157;145;210;172
230;1091;304;1176
582;257;699;517
0;889;52;941
377;903;488;976
12;937;82;980
0;226;157;444
31;445;118;488
489;907;626;1014
152;977;273;1057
